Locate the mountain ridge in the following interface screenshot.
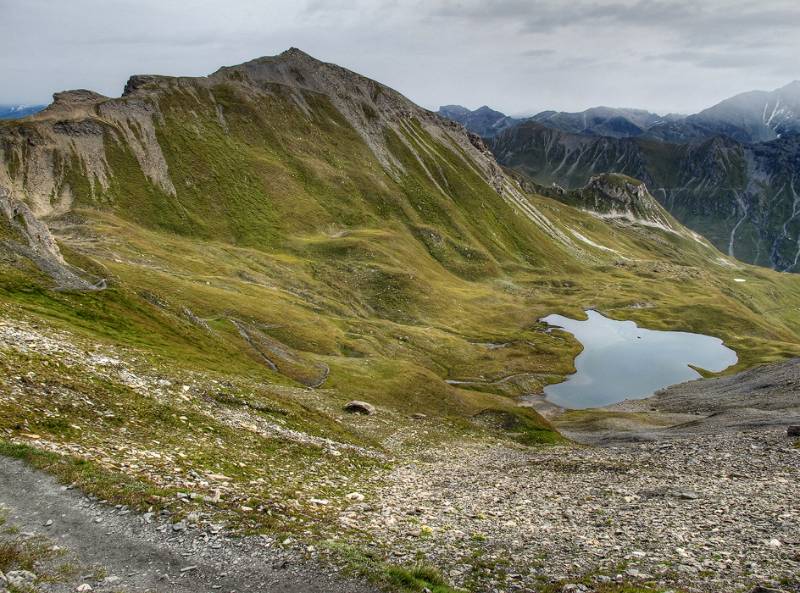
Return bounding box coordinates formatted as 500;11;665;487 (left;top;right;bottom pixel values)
439;82;800;271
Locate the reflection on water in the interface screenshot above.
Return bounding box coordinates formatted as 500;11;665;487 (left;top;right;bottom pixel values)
542;310;737;408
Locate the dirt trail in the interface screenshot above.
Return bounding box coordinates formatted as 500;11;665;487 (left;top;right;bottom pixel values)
0;457;377;593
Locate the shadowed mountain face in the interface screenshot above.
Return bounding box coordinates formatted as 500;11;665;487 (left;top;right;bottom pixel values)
489;122;800;271
443;81;800;144
671;80;800;143
528;107;666;139
438;83;800;272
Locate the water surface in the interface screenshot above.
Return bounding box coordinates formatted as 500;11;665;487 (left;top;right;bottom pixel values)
542;310;737;408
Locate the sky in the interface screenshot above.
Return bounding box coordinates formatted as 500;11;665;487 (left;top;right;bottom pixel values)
1;0;798;115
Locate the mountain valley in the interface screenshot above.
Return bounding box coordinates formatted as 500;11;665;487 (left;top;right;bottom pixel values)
0;49;798;593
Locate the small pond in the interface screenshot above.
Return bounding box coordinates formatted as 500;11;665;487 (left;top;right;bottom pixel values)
541;310;737;408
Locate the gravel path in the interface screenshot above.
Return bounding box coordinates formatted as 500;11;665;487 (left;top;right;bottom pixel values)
0;457;377;593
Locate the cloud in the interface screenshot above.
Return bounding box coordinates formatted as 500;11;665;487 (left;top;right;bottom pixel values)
0;0;797;114
519;48;556;58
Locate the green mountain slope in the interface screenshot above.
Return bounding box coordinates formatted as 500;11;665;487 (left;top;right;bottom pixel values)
2;50;800;583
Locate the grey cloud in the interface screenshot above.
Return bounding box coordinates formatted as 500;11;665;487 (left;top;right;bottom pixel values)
519;48;556;57
0;0;797;115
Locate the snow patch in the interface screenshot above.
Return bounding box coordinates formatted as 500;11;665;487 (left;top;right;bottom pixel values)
568;228;620;255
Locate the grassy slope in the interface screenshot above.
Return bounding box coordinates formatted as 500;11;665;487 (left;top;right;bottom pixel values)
1;73;800;591
4;78;800;427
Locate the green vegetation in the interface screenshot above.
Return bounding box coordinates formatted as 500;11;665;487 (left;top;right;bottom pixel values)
323;541;461;593
2;60;800;592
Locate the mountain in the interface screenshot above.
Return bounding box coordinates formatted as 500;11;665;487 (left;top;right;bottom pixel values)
442;82;800;145
681;80;800;143
437;104;523;137
2;49;800;591
529;106;666;138
533;82;800;144
437;104;667;139
0;103;46;120
535;173;679;231
490;121;800;270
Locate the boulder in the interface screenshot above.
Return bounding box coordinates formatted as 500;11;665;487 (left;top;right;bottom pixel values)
6;571;36;588
343;400;375;415
787;425;800;437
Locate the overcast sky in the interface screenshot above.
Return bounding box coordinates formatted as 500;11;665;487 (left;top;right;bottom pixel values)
1;0;798;115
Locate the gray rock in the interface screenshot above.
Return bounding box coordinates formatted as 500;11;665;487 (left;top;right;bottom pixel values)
343;400;375;415
6;570;37;588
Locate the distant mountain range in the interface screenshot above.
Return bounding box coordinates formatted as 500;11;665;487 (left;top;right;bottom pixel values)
439;81;800;143
438;81;800;271
437;105;523;138
0;104;46;120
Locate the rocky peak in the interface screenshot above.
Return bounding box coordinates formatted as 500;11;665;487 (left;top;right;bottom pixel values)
122;75;170;96
584;173;648;205
571;173;676;231
36;90;109;120
211;48;446;172
52;90;108;105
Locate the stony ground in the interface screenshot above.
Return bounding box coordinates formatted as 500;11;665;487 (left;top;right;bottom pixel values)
1;308;799;593
359;430;799;593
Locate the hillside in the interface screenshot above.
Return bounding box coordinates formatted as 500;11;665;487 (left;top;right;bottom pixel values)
2;49;800;592
490;121;800;271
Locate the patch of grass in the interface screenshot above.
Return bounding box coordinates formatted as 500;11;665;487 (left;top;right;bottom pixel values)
322;541;461;593
471;407;564;445
0;537;54;574
0;442;172;511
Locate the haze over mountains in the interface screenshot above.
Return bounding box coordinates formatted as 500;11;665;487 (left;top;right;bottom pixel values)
440;81;800;143
0;104;45;120
440;81;800;271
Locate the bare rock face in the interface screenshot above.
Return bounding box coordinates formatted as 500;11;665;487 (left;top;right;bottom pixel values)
51;89;108;106
0;186;97;290
571;173;678;232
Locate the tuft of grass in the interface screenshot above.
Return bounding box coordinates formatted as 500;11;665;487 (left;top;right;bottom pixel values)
321;541;461;593
384;564;458;593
